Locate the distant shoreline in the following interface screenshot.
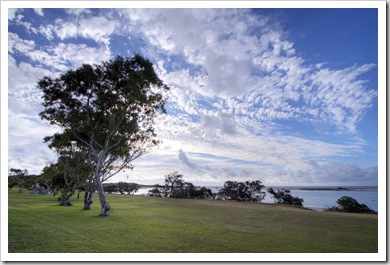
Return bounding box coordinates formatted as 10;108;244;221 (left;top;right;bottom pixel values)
136;185;378;192
298;187;377;192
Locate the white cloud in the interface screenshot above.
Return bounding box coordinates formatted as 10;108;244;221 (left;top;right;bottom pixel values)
78;16;117;45
38;24;54;40
15;41;111;72
8;57;60;174
8;96;59;174
286;161;378;185
307;64;377;134
8;8;22;21
201;112;238;136
51;42;111;67
53;19;78;39
178;149;197;170
33;8;44;16
54;15;117;45
8;56;53;96
121;9;274;96
153;113;366;182
65;8;92;17
8;32;35;54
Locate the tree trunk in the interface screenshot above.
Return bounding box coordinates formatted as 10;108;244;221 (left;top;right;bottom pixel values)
96;177;110;216
83;189;93;210
59;188;67;206
59;191;74;206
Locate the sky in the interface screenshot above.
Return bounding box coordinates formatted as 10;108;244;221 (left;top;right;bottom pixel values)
4;3;384;187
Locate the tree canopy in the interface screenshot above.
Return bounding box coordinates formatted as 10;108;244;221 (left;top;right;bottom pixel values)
38;55;169;216
148;172;214;199
328;196;375;213
217;180;266;202
267;188;304;206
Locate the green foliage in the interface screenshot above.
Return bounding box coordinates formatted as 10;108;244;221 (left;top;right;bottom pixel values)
267;188;304;206
8;190;378;253
328;196;376;213
38;55;169;165
217;180;266;202
40;151;92;206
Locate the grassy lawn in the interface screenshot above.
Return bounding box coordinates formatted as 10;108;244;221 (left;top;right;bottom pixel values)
8;190;377;253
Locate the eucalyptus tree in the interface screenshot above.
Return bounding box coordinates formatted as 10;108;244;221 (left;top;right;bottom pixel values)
38;55;169;216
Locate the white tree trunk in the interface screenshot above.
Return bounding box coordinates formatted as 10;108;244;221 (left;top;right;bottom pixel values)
94;151;111;216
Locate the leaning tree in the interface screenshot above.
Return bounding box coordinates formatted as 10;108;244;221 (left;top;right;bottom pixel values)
38;55;169;216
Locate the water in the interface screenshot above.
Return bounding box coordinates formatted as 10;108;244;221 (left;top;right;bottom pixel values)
134;186;378;212
263;187;378;212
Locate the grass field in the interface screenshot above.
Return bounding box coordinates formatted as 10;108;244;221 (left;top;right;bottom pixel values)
8;190;378;253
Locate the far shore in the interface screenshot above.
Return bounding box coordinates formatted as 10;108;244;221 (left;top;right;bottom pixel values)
298;187;377;192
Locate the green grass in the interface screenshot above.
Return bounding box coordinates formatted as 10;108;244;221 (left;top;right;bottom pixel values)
8;189;377;253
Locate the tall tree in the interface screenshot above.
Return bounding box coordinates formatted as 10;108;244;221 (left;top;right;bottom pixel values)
38;55;169;216
162;171;185;198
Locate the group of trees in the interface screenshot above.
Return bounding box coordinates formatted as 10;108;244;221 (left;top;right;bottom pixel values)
146;173;303;206
8;168;33;193
104;182;139;195
147;172;213;199
216;180;266;202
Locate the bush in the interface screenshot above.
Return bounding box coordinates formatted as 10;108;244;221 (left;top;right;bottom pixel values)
148;187;163;197
267;188;304;206
327;196;375;213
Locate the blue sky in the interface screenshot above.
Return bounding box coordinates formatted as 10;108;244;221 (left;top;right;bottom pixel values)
5;3;383;187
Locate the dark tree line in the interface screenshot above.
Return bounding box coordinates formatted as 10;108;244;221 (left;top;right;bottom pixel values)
216;180;266;202
103;182;139;195
8;169;40;193
147;172;268;202
147;172;213;199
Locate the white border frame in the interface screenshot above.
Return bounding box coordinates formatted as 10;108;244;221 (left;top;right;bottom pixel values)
1;1;386;262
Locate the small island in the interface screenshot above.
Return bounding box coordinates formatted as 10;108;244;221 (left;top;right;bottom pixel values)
299;187;350;191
